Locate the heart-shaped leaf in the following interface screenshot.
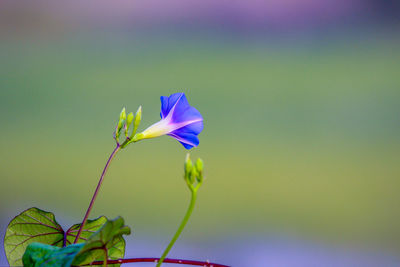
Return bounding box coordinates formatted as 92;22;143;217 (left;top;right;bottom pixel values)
4;208;127;267
21;217;131;267
4;208;65;266
65;216;108;246
72;216;131;266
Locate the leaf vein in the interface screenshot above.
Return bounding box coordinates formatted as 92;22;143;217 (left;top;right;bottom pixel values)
10;222;62;232
66;233;88;241
7;232;62;255
68;223;104;233
23;213;63;231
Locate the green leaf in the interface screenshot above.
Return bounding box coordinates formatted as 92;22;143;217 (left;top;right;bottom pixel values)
4;208;65;266
65;216;127;266
72;216;131;266
21;217;130;267
22;242;84;267
5;208;129;267
65;216;108;245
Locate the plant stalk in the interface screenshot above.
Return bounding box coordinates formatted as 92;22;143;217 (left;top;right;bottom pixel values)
157;190;197;267
74;145;121;243
103;248;108;267
87;257;229;267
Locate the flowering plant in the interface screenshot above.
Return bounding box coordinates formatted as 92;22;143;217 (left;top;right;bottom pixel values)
3;93;228;267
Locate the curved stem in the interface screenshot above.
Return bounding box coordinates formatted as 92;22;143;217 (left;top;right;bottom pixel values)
87;257;229;267
74;145;121;243
157;190;197;267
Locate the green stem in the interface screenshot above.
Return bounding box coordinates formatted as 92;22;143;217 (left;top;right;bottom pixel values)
103;248;108;267
156;190;197;267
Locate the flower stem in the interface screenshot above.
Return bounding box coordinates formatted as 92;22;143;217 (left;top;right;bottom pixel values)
103;248;108;267
157;190;197;267
74;145;121;243
87;257;229;267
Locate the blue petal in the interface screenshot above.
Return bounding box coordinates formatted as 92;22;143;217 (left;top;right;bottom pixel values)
160;93;203;124
170;95;203;124
168;131;200;150
160;93;184;118
176;121;203;135
160;96;169;118
168;121;203;149
159;92;203;149
180;141;196;150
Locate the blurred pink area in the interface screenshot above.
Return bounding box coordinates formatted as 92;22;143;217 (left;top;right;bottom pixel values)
71;0;366;25
0;0;370;32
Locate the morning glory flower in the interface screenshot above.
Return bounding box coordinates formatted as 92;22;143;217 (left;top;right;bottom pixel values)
134;93;203;149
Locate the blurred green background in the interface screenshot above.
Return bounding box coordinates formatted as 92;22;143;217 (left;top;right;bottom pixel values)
1;1;400;266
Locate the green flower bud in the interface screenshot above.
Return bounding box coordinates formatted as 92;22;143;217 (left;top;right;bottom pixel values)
115;107;127;141
182;154;204;191
184;153;193;176
126;112;134;127
190;167;198;184
120;107;127;121
195;158;203;173
125;112;134;137
131;106;142;138
195;158;203;182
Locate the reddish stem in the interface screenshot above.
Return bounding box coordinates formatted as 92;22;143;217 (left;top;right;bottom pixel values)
86;257;229;267
74;145;121;243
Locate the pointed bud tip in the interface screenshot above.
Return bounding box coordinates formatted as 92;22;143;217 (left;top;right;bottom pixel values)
185;153;193;173
195;158;204;172
127;112;134;124
135;106;142;118
131;105;143;139
120;107;127;120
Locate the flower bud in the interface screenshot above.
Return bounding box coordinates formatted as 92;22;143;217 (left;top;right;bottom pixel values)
125;112;134;137
118;108;126;130
126;112;134;127
184;153;193;176
195;158;203;182
115;107;127;141
131;106;142;138
190;167;198;184
182;154;204;191
195;158;203;173
120;107;127;121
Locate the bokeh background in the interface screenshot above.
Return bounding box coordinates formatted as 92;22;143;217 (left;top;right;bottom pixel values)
1;1;400;266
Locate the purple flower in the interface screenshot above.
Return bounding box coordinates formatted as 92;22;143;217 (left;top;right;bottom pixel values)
134;93;203;149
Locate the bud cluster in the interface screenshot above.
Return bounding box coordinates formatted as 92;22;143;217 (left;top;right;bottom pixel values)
114;106;142;148
184;154;204;192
